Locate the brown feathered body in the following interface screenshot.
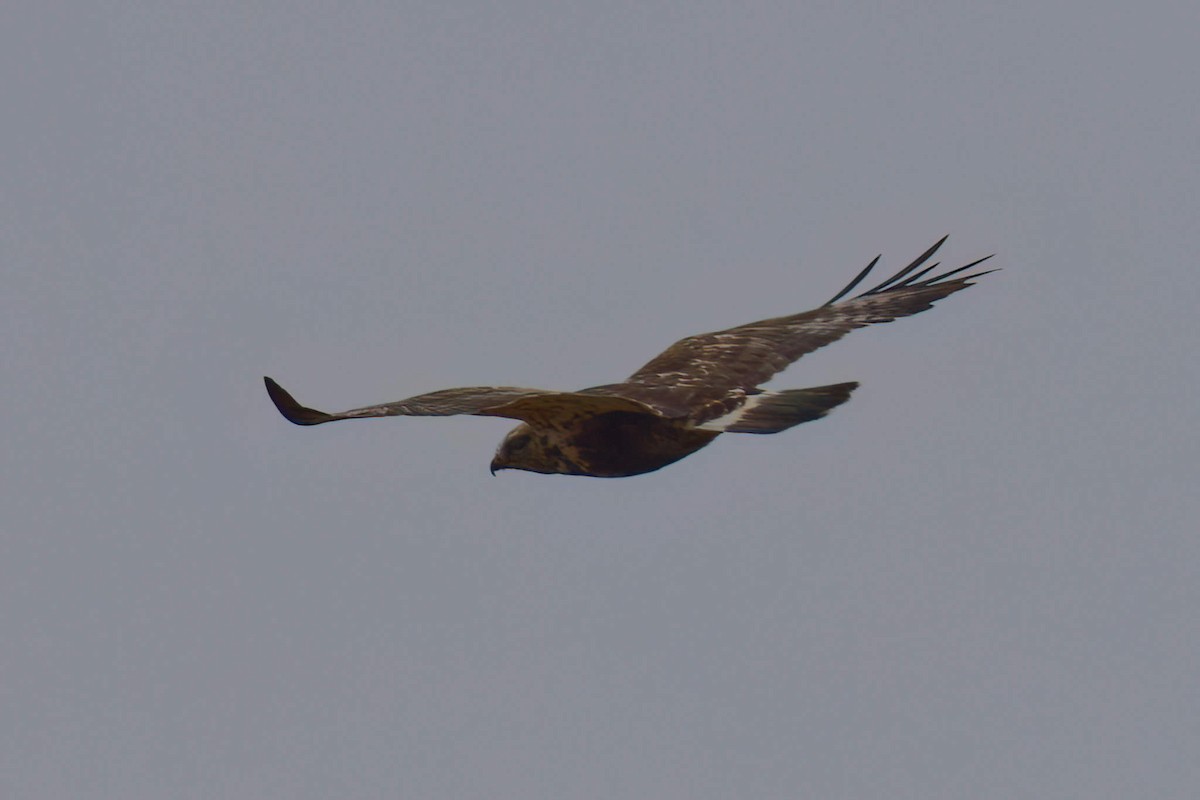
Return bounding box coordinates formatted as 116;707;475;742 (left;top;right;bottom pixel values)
490;414;719;477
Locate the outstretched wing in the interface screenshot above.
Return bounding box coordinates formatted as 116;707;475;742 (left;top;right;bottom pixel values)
623;237;995;405
264;377;659;429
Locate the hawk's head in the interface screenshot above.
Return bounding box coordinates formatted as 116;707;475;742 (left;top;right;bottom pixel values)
491;424;585;476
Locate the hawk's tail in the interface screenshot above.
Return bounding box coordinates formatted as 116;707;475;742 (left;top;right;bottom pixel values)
710;382;858;434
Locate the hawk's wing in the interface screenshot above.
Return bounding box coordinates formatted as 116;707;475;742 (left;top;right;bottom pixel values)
264;377;659;429
621;237;994;417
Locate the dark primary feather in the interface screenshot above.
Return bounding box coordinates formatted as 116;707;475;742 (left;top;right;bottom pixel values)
822;235;950;305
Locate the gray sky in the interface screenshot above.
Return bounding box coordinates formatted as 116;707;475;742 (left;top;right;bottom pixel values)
4;3;1198;798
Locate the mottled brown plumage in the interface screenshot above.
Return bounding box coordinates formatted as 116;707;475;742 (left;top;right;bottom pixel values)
264;237;994;477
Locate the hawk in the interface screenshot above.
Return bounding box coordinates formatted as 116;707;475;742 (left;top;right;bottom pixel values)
265;237;993;477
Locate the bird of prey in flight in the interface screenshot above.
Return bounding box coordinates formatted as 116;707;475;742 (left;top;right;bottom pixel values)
265;237;993;477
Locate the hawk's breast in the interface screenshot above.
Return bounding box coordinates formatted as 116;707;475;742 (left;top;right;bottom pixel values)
564;411;720;477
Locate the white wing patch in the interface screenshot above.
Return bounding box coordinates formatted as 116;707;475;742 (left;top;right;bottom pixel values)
693;392;772;432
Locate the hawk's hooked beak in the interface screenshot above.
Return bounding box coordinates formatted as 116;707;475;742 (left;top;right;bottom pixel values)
489;457;503;476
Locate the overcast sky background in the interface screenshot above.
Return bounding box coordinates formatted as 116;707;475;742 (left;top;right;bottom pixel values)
4;3;1198;798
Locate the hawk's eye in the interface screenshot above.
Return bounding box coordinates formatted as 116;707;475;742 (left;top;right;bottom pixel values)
508;434;531;452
